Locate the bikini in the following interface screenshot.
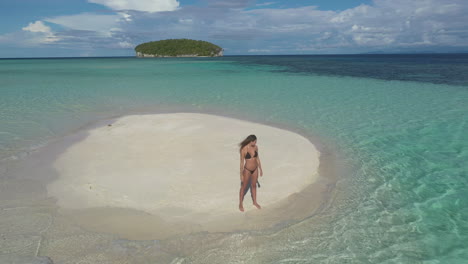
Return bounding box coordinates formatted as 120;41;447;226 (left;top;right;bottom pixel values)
243;149;261;188
244;150;258;173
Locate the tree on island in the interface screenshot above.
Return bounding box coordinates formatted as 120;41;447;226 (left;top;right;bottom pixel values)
135;39;223;57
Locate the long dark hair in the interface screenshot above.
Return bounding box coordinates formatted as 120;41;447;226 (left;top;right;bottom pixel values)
239;134;257;152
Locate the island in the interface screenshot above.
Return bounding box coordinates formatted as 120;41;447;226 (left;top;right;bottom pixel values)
135;39;223;57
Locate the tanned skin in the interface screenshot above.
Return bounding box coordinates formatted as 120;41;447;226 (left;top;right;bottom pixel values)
239;139;263;212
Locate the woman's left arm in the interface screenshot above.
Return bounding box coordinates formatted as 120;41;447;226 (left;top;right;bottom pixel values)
257;146;263;176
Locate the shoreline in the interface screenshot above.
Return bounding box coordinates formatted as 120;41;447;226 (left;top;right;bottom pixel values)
1;109;340;240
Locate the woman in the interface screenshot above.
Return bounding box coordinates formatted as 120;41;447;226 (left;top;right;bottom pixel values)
239;134;263;212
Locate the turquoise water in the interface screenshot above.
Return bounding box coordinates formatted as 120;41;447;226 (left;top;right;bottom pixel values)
0;56;467;263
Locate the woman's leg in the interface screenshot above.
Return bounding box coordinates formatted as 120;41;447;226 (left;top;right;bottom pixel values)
251;168;261;209
239;169;251;212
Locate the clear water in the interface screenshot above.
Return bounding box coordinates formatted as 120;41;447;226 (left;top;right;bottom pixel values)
0;55;467;263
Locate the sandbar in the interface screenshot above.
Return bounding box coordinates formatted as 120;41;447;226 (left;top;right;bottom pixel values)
47;113;321;239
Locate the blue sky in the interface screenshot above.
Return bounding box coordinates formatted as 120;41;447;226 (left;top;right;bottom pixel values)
0;0;467;57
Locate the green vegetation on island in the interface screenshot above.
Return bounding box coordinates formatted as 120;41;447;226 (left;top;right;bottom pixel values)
135;39;223;57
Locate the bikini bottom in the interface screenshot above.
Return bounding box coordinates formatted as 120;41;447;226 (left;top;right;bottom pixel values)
241;166;261;189
244;166;257;174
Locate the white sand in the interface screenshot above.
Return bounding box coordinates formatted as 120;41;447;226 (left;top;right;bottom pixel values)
47;113;320;239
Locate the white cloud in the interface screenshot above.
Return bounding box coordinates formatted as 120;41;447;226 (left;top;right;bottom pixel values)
242;6;334;36
238;0;467;51
22;21;52;33
84;0;468;52
118;12;133;22
331;0;468;48
88;0;179;12
4;0;468;55
45;13;122;36
21;21;60;44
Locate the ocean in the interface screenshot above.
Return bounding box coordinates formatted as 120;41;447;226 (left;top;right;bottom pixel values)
0;54;467;263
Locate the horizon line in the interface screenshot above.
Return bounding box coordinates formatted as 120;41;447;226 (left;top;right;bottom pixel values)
1;52;468;60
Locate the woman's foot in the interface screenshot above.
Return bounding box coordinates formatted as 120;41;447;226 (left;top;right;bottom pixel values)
239;204;244;212
253;203;261;209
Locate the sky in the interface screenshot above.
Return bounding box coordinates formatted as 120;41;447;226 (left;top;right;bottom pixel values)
0;0;468;57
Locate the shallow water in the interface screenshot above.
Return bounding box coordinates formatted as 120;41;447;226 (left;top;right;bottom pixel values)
0;55;467;263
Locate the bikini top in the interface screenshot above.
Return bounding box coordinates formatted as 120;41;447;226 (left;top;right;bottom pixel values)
245;150;258;159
